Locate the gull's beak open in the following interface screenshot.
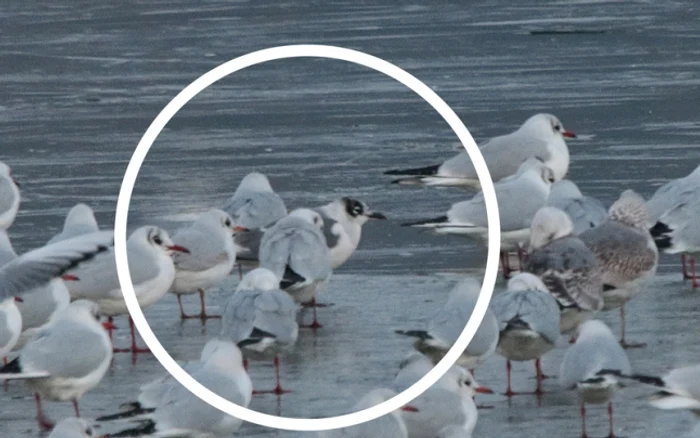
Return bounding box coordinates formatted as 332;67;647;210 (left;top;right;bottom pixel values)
61;274;80;281
475;385;494;394
13;296;23;303
562;130;577;139
367;211;387;220
167;244;190;254
400;405;419;412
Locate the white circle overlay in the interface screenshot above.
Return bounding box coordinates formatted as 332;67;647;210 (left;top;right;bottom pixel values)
115;44;501;432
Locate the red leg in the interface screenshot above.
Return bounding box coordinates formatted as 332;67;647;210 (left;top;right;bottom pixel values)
620;306;646;349
580;404;588;438
73;399;81;417
504;360;516;397
300;298;323;329
607;402;615;438
253;356;291;395
500;252;512;280
692;258;699;288
113;317;152;354
517;247;528;271
178;295;197;320
198;289;220;320
535;359;545;394
238;264;243;280
102;316;115;341
34;393;54;430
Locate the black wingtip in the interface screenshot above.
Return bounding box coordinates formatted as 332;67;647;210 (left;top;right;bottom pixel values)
108;420;157;437
395;330;432;340
96;403;154;422
280;265;306;290
0;357;21;374
385;164;440;177
649;221;672;237
400;216;449;227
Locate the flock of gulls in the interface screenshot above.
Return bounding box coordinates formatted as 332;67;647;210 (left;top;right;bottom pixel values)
0;112;699;438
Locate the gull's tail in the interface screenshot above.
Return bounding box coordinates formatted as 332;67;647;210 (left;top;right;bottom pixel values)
96;402;155;422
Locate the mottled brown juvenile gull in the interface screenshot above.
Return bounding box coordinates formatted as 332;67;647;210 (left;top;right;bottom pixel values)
491;273;561;396
402;158;555;278
546;179;607;235
560;320;631;438
580;190;658;348
525;207;603;335
385;113;575;187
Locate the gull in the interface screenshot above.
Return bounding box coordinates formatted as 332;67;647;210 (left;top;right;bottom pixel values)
546;180;607;235
396;277;499;372
490;273;561;396
0;230;113;302
385;113;575;187
647;164;700;279
317;388;412;438
0;231;72;350
0;161;21;230
96;341;222;422
107;339;252;438
525;207;603;335
259;208;332;328
402;158;555;278
221;268;298;394
651;198;700;287
619;364;700;415
393;353;492;438
0;300;112;430
560;320;631;438
580;190;658;348
48;418;103;438
223;172;287;264
314;197;387;269
169;209;244;320
47;203;100;245
67;226;189;353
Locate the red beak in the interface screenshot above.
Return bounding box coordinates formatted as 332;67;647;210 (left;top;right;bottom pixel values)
562;131;577;138
475;386;494;394
61;274;80;281
233;226;249;233
167;244;190;254
400;405;419;412
13;296;23;303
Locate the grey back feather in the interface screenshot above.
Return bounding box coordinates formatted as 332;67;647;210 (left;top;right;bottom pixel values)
490;287;561;344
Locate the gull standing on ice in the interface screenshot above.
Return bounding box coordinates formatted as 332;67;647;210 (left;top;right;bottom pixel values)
317;388;412;438
546;180;607;235
108;340;252;438
169;209;244;320
259;208;332;329
560;320;631;438
0;161;21;230
385;113;575;187
646;164;700;279
651;198;700;287
48;418;102;438
314;197;387;269
396;278;499;371
47;203;100;245
67;226;189;353
580;190;658;348
490;273;560;396
525;207;603;335
223;172;287;264
221;268;298;394
403;158;556;278
0;300;112;430
0;231;72;350
393;354;492;438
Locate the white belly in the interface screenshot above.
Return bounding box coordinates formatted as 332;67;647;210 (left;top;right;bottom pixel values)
171;259;234;295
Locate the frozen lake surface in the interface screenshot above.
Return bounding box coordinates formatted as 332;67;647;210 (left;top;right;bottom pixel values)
1;0;699;437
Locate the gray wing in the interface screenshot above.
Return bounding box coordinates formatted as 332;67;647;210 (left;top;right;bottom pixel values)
223;191;287;229
490;290;561;344
21;321;109;378
525;236;603;311
448;177;547;231
440;134;549;182
154;368;246;433
552;197;608;235
220;290;257;343
139;362;201;408
579;222;657;286
665;365;700;401
317;210;341;250
401;388;466;437
560;331;631;389
172;226;230;272
251;288;298;344
647;177;700;225
0;231;114;301
429;295;498;357
0;176;17;219
259;220;331;286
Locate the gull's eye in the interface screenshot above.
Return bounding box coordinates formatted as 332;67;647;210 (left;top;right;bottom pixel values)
153;235;163;245
554;124;561;131
225;218;231;227
313;216;319;224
